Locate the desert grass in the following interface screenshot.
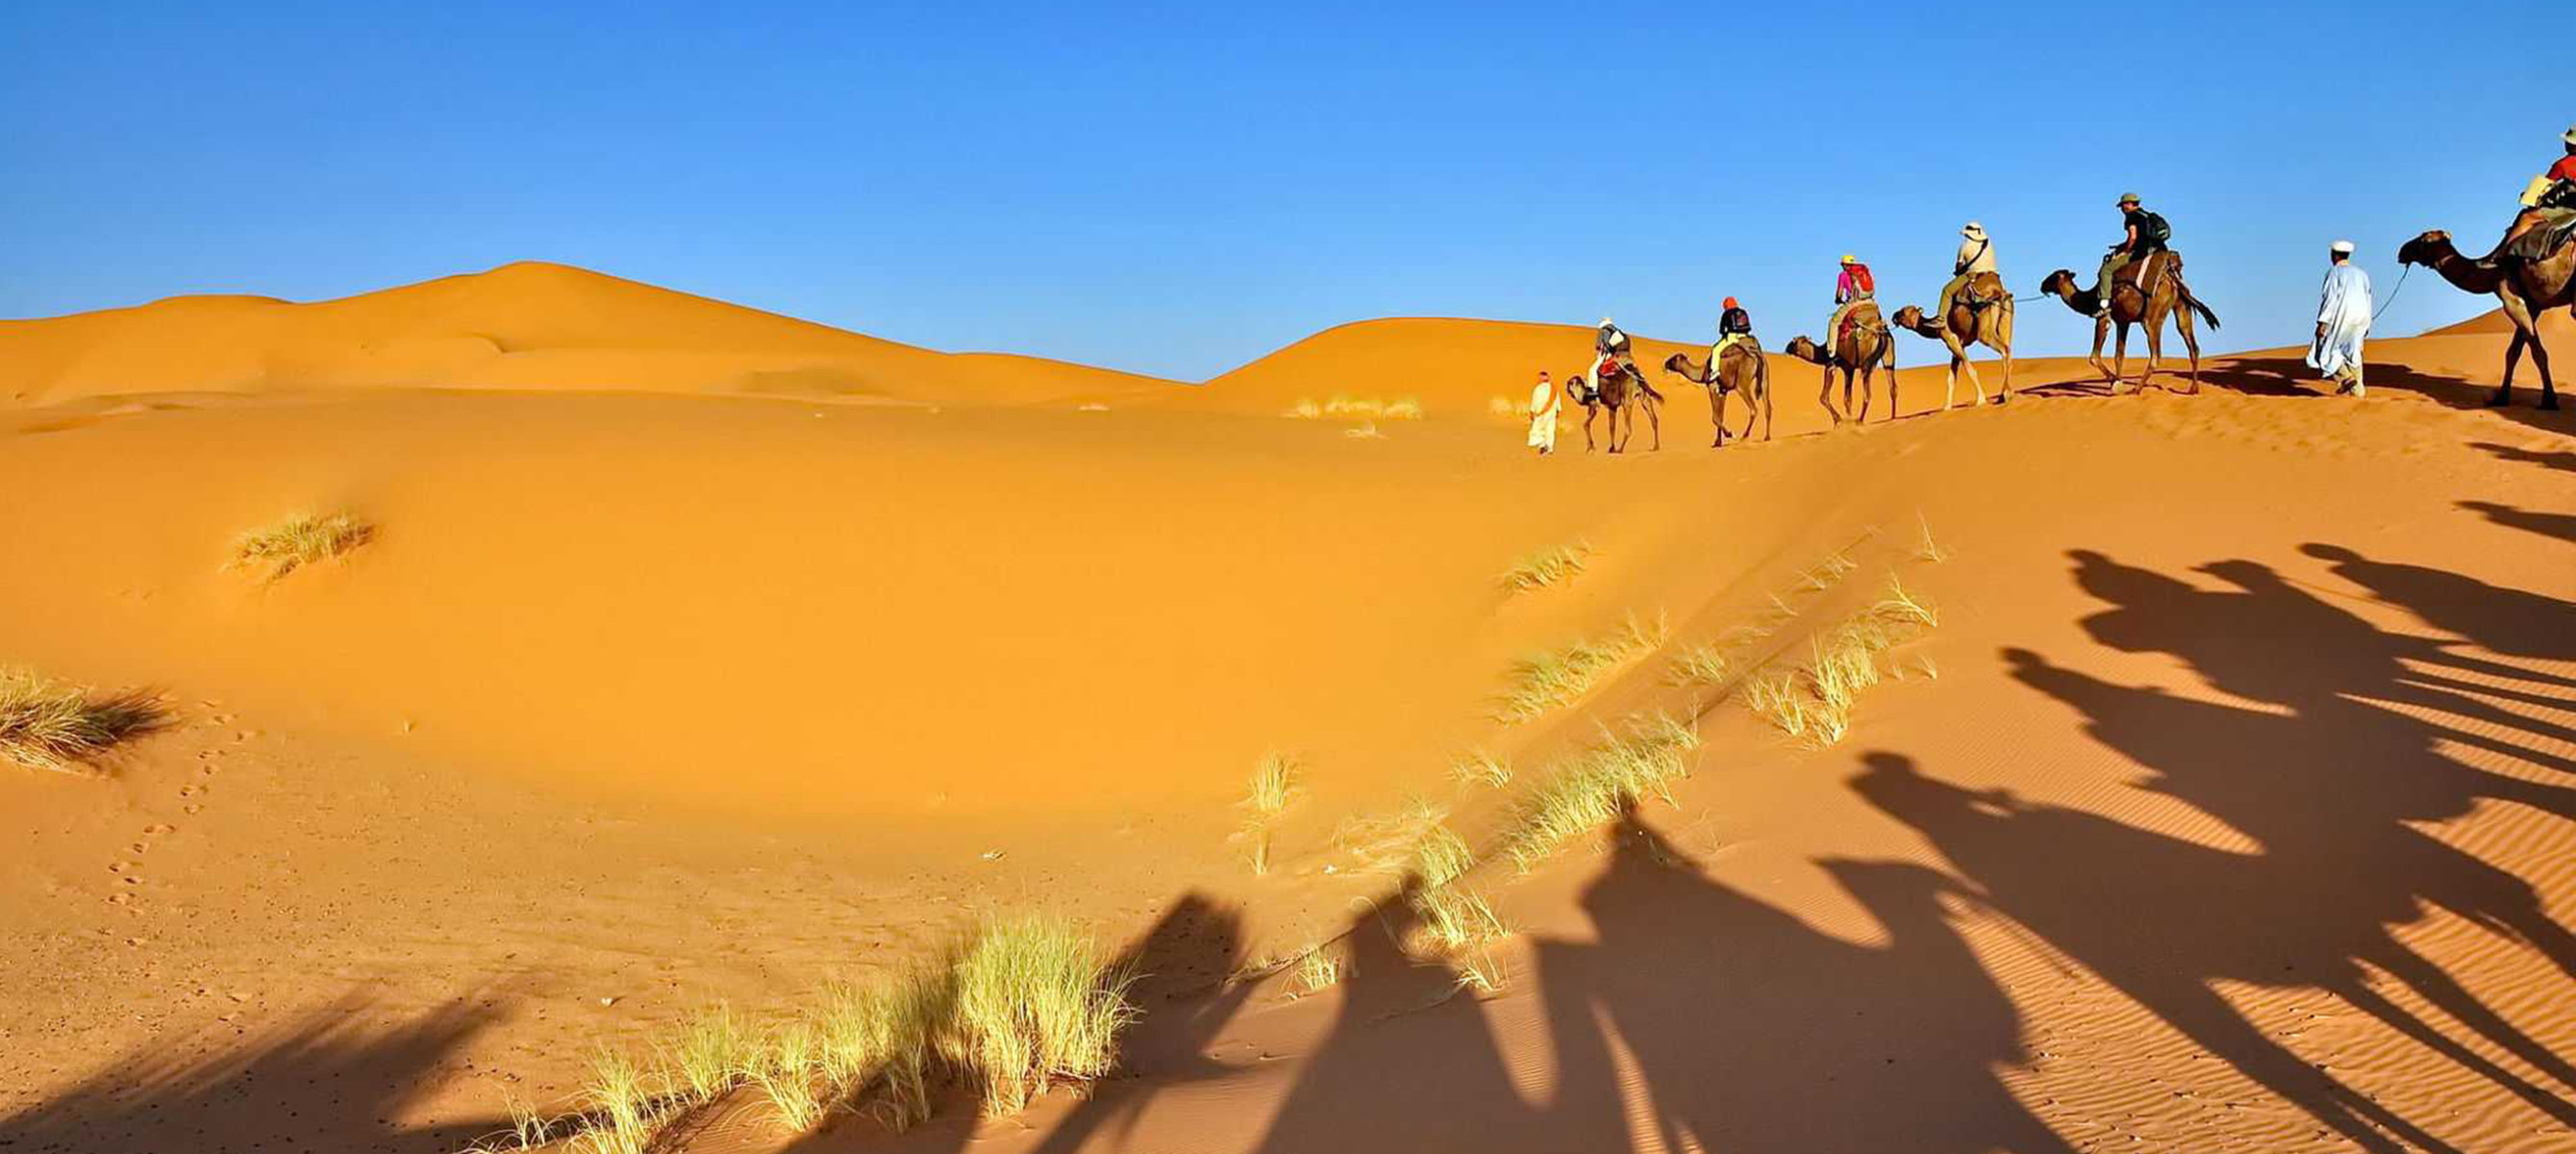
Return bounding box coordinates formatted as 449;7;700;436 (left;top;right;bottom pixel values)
1665;642;1733;689
1488;394;1538;419
1798;549;1860;592
943;914;1138;1116
231;511;373;580
748;1021;829;1131
1409;884;1512;991
1498;541;1592;595
0;666;163;773
1324;394;1423;420
1915;514;1950;564
1743;607;1930;748
1872;573;1939;628
1342;420;1386;439
1331;796;1452;879
1410;820;1476;891
1284;398;1323;418
1449;749;1513;790
1500;714;1702;873
1289;945;1344;997
572;1048;660;1154
1493;612;1668;723
508;916;1131;1153
1240;752;1301;875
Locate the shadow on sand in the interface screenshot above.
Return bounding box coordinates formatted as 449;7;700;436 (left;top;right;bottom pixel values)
0;993;511;1153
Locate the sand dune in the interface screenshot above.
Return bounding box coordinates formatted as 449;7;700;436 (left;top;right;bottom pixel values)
0;262;1178;408
2;271;2573;1154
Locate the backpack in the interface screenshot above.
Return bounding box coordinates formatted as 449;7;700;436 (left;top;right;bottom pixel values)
2140;211;2172;247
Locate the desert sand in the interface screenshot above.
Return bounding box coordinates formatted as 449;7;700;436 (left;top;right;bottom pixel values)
2;264;2571;1153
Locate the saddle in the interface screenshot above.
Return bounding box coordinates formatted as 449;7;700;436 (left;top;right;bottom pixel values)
1836;300;1885;348
2110;251;2179;301
2502;207;2576;264
1956;272;2008;313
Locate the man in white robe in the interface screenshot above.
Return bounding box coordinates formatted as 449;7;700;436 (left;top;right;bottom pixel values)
2307;240;2372;396
1527;371;1562;454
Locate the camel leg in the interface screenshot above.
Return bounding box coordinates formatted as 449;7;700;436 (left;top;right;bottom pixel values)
1856;367;1874;423
1818;364;1841;426
2140;308;2165;393
1953;339;1984;407
1643;397;1661;451
1608;402;1623;454
1709;388;1727;448
2111;323;2133;395
1758;367;1773;441
2491;288;2542;407
2498;330;2527;407
2088;315;2113;386
1843;368;1858;422
1997;337;2013;405
1582;404;1598;452
2170;301;2204;395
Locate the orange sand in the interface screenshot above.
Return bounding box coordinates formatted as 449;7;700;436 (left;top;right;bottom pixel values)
2;266;2572;1154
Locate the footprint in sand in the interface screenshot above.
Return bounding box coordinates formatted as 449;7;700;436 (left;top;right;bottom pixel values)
141;823;173;836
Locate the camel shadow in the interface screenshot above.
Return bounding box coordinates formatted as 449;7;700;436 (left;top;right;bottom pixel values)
1231;809;2071;1153
1857;547;2576;1154
0;993;511;1153
780;892;1257;1154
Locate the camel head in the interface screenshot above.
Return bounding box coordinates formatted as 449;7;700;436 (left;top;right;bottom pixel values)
1889;305;1926;331
1783;336;1825;364
2395;231;2452;267
2038;270;2078;299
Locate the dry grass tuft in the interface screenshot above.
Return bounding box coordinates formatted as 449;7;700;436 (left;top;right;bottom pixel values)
1488;394;1538;419
572;1048;661;1154
1872;573;1939;628
1666;643;1733;689
1342;420;1386;439
1240;752;1302;875
1500;714;1701;872
1410;885;1513;991
1915;514;1950;564
1319;394;1423;420
1288;944;1344;997
231;512;373;580
1449;750;1513;790
1499;541;1592;594
0;667;163;773
748;1022;829;1131
1493;612;1668;723
1743;606;1931;748
1284;398;1324;418
1331;796;1452;879
944;914;1138;1116
1798;550;1860;592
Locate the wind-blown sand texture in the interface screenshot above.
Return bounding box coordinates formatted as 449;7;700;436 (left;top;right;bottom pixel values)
2;265;2571;1153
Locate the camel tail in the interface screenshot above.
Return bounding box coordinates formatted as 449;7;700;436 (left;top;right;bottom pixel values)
2182;286;2221;331
1638;377;1666;404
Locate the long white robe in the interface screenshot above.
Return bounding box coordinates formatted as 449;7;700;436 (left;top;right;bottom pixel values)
2306;263;2372;377
1526;379;1561;451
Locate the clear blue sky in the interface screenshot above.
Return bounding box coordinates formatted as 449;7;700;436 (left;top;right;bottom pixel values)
1;1;2558;380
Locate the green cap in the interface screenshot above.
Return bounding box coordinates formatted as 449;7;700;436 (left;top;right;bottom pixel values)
2116;191;2141;205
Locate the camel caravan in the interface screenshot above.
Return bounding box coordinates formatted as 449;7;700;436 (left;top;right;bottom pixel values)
1557;193;2229;454
2399;127;2576;412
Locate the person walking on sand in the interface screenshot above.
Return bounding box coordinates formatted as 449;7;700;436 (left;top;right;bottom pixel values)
1938;221;1997;321
2308;239;2372;396
1824;256;1874;348
2092;192;2170;317
1527;370;1563;454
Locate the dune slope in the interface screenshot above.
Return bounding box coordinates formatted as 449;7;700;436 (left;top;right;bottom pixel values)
0;262;1178;407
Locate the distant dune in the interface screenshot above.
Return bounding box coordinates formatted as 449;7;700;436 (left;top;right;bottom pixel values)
0;262;1178;407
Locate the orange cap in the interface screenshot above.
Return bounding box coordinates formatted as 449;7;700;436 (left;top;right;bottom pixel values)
1722;296;1739;310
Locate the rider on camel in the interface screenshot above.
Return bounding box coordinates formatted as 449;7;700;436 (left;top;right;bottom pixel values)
2092;192;2169;317
1823;256;1874;352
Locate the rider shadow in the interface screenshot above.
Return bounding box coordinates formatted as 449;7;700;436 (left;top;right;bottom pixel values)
1858;547;2576;1154
2460;498;2576;548
1239;807;2074;1153
0;992;511;1154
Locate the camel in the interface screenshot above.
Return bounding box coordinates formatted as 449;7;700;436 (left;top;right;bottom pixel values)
1663;343;1771;446
1566;359;1664;453
1784;300;1899;425
2397;210;2576;410
2038;252;2221;394
1889;271;2014;410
